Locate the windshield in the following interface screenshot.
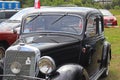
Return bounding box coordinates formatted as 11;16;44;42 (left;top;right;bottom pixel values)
23;14;83;35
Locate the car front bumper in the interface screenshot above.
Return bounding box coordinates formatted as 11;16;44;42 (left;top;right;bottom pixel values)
0;74;45;80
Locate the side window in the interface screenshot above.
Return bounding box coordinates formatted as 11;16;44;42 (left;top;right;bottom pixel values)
0;12;5;19
86;15;97;37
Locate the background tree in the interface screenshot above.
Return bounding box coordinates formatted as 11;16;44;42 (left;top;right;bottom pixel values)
15;0;120;9
22;0;34;7
112;0;120;9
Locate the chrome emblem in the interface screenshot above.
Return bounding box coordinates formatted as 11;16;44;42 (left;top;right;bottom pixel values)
25;57;31;65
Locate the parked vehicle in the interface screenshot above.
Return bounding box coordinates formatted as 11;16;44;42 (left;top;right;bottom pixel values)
0;1;20;23
0;7;111;80
0;7;49;60
99;9;118;28
0;10;19;23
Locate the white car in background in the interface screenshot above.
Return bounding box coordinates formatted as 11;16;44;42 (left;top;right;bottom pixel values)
0;10;19;23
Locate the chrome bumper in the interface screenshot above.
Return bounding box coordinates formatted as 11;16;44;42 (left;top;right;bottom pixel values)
0;74;45;80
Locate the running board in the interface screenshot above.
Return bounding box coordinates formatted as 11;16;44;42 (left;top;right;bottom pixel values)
90;68;106;80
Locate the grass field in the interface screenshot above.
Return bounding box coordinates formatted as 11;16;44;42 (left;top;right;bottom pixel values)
99;28;120;80
110;9;120;26
103;28;120;80
99;10;120;80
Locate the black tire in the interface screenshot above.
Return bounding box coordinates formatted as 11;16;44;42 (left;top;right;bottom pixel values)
101;53;110;77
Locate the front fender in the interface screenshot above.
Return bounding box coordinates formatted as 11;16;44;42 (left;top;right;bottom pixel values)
52;64;89;80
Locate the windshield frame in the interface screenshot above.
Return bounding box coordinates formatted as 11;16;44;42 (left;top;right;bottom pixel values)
21;13;84;35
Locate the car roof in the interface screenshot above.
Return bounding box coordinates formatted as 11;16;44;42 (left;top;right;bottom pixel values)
34;7;100;15
22;7;101;17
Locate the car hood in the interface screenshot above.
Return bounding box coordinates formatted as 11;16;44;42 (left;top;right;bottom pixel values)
9;40;79;54
11;34;81;51
29;42;67;50
0;21;20;32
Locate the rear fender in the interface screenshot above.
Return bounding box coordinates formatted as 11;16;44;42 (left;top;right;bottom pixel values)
102;41;111;66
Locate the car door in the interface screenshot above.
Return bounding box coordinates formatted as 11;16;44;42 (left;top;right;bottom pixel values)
83;14;104;76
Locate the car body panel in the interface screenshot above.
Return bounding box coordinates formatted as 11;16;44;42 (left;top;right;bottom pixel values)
0;31;18;45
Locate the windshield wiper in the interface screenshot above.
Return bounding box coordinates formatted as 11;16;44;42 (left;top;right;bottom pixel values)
51;13;67;25
27;15;40;24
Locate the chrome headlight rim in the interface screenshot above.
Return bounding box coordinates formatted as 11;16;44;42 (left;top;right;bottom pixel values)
10;61;22;74
38;56;56;74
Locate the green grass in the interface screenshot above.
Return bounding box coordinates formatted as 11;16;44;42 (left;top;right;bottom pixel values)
99;28;120;80
99;9;120;79
104;28;120;54
103;53;120;80
109;10;120;27
100;28;120;80
115;15;120;26
109;9;120;15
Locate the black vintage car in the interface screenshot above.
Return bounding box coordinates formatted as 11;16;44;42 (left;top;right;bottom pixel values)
0;7;111;80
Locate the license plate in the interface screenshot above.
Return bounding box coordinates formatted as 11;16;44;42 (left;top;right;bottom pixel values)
107;23;112;26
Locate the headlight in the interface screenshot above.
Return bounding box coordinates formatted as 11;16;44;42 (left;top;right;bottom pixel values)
38;56;56;74
10;62;22;74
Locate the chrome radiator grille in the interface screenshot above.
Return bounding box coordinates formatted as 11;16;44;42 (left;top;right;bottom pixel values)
3;50;36;79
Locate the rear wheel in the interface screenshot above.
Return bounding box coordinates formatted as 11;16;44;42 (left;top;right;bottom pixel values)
102;53;110;77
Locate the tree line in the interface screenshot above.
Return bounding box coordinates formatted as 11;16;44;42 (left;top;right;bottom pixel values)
6;0;120;9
